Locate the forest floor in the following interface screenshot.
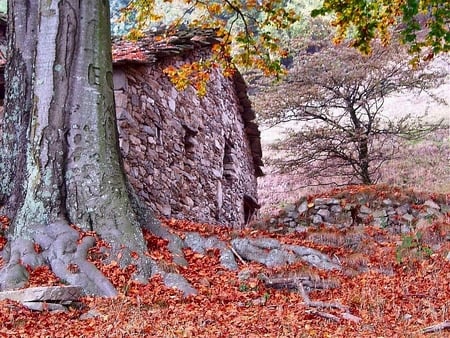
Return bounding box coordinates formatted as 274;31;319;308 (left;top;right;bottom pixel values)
0;185;449;337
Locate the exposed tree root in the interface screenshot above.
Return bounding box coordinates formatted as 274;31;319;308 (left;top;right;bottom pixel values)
260;273;361;323
421;320;450;334
0;216;195;297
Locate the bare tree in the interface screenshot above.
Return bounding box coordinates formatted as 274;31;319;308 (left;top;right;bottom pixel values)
254;40;446;185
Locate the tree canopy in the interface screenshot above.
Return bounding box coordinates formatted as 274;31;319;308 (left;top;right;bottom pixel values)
109;0;450;92
312;0;449;60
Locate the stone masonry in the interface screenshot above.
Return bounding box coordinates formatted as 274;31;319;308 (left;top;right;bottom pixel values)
112;30;263;227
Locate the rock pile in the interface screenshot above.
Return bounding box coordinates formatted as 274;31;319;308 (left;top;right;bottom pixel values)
264;193;449;234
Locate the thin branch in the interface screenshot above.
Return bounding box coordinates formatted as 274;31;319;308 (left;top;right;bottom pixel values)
421;320;450;334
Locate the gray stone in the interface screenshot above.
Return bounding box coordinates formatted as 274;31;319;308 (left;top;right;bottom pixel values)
162;272;197;296
142;125;155;136
80;309;103;320
382;199;393;206
0;264;30;291
284;244;324;258
282;218;292;224
396;204;410;215
0;286;82;303
284;204;296;212
317;208;331;221
386;207;396;216
22;302;67;312
287;211;299;219
312;214;323;224
330;205;342;213
372;209;387;218
426;208;441;217
400;224;411;233
205;236;225;250
231;238;268;264
283;244;341;270
184;232;206;254
219;249;238;271
237;269;252;281
300;254;341;271
424;200;440;210
297;201;309;215
295;226;308;233
440;204;450;214
373;217;388;228
314;198;340;206
402;213;415;223
359;205;372;214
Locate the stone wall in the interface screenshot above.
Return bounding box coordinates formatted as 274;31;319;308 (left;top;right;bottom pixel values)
113;49;261;227
264;194;449;234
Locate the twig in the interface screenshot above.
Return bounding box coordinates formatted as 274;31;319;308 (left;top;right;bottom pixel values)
307;309;340;322
229;245;247;266
296;281;349;311
422;321;450;334
341;312;362;323
260;274;333;291
261;273;361;323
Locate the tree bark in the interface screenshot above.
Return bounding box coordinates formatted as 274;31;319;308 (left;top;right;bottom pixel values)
0;0;186;296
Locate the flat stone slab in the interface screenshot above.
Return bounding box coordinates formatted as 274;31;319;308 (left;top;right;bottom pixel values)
0;286;82;303
22;301;67;312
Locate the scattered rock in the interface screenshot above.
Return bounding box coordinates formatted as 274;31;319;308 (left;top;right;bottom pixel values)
297;201;309;215
0;286;82;303
359;205;372;214
314;198;340;206
22;302;67;312
79;309;103;320
424;200;440;210
237;269;252;281
0;286;83;312
0;264;29;291
184;232;238;270
162;272;197;296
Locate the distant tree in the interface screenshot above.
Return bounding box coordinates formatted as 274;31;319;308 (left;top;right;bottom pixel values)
255;40;446;185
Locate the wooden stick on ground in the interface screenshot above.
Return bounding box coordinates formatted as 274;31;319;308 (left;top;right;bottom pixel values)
422;321;450;334
261;274;362;323
229;245;247;265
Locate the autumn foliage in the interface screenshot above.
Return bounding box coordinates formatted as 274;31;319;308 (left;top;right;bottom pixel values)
0;186;449;337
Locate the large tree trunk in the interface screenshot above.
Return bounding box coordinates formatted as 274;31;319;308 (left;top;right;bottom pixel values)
0;0;188;296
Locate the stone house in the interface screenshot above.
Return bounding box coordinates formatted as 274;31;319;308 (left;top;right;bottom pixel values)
0;26;263;227
112;30;263;226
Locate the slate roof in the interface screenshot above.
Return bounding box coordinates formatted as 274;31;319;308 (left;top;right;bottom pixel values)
112;28;221;64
